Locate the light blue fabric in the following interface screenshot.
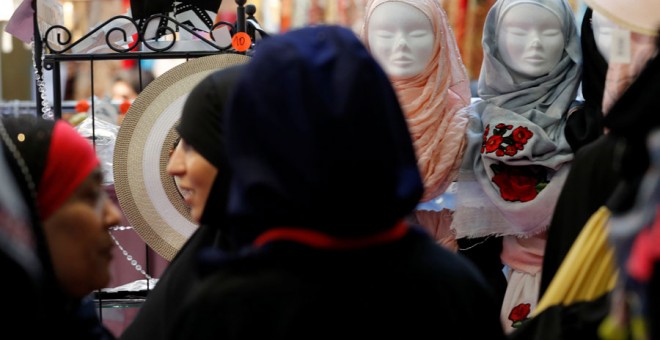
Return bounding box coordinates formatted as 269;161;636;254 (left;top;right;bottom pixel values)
416;182;457;211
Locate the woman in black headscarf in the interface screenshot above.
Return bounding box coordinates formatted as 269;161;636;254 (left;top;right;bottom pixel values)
120;65;244;340
167;25;505;340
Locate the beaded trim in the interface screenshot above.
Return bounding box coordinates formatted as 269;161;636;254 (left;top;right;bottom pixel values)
30;41;54;120
109;228;153;280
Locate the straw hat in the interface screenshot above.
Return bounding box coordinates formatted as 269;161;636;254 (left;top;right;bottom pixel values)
113;53;250;261
585;0;660;36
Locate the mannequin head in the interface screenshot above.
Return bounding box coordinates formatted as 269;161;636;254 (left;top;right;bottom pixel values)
497;3;565;83
591;10;617;62
366;1;434;79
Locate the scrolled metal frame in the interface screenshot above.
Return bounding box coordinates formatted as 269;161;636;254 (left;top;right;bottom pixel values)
43;14;236;55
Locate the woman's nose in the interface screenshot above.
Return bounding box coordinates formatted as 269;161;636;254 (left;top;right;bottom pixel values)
167;144;185;176
103;200;122;229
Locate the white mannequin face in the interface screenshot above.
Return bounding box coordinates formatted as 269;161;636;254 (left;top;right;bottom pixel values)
367;2;434;79
591;11;616;62
497;3;565;83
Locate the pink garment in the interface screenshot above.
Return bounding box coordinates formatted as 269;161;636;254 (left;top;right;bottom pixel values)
501;232;546;275
500;270;540;333
415;209;457;251
500;232;546;333
361;0;471;202
585;0;660;37
602;31;658;115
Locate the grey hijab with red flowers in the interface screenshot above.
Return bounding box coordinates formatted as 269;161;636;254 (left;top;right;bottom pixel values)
452;0;582;238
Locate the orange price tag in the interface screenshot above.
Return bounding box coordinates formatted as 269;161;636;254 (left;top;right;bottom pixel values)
232;32;252;52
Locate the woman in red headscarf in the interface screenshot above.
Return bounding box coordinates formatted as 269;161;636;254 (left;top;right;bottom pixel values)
0;115;121;339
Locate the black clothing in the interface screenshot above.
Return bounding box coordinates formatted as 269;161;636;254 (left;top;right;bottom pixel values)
541;44;660;296
564;8;607;152
535;27;660;340
0;124;47;339
121;66;244;340
457;235;507;306
510;293;610;340
169;228;505;340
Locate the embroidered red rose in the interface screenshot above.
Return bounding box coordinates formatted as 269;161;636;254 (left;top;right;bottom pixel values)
504;145;518;156
508;303;532;328
512;126;533;144
481;123;534;157
484;135;503;153
495;123;513;130
492;169;538;202
490;163;549;202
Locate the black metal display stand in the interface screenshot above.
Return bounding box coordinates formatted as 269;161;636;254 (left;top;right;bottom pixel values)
38;1;257;118
32;0;260;326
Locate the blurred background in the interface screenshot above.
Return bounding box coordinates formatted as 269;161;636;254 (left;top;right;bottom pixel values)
0;0;587;104
0;0;586;337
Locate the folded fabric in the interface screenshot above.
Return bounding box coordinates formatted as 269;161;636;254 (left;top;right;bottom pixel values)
535;206;618;316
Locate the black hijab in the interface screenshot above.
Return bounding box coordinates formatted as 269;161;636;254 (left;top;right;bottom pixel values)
223;25;423;248
0;116;49;338
602;33;660;212
1;116;59;289
564;8;607;152
176;64;243;228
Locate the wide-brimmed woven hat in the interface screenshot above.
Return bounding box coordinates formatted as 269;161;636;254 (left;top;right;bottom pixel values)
585;0;660;36
113;53;250;261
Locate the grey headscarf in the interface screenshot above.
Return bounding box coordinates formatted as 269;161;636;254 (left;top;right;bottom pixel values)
453;0;582;238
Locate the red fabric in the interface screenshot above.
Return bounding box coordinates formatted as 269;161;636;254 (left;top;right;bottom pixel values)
254;221;408;250
627;206;660;282
122;59;137;69
119;99;131;114
75;99;90;113
38;121;99;220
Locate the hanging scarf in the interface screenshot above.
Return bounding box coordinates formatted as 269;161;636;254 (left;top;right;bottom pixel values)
564;8;607;152
361;0;471;202
453;0;582;238
601;32;658;115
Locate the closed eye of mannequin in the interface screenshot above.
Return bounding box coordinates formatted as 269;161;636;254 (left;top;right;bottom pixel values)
497;3;565;83
367;2;434;79
591;10;617;63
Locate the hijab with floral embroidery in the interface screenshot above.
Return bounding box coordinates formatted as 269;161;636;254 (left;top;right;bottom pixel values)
452;0;582;238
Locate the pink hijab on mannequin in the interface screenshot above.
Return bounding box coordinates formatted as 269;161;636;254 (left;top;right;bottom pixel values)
361;0;471;203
